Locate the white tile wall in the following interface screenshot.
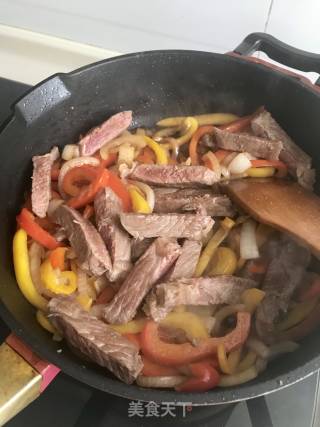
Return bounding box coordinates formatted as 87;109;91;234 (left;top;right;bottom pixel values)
0;0;271;53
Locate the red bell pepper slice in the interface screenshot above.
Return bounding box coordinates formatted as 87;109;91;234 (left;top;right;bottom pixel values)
140;312;251;366
189;126;214;165
141;356;180;377
16;208;60;250
62;165;99;197
94;152;118;168
220;106;264;133
175;362;220;392
123;333;141;350
107;171;131;212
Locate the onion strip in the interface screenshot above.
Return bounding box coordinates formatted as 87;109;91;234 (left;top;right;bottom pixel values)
100;134;146;160
212;304;246;335
240;220;259;260
136;375;185;388
130;180;155;211
246;337;270;359
219;366;258;387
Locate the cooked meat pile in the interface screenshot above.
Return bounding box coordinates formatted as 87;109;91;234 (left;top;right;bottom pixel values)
16;106;320;391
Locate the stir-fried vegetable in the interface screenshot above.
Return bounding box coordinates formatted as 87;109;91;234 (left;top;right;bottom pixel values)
240;219;259;260
13;229;48;311
137;375;186;388
111;318;147;334
241;288;265;313
40;259;77;295
49;247;67;271
250;159;287;177
36;310;57;334
237;350;257;373
128;186;151;214
189;125;214;165
195;217;235;276
17;208;60;250
157;113;238;127
175;361;220;392
207;247;238;276
160;312;209;341
276;299;318;332
144;136;168;165
141;356;180;377
219;366;258;387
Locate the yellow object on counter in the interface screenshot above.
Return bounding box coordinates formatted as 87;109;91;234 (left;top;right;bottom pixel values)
111;318;147;334
13;229;47;311
208;247;238;276
160;312;209;340
241;288;266;313
144;136;168;165
40;259;77;295
128;187;151;214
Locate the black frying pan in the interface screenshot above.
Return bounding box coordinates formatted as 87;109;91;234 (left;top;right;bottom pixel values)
1;32;320;416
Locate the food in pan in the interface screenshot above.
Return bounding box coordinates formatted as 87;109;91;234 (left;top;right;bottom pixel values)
12;107;320;391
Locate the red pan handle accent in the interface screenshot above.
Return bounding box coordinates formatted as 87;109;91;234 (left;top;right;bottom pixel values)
0;334;60;425
6;334;60;392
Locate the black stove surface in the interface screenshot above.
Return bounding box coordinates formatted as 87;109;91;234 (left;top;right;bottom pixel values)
0;77;319;427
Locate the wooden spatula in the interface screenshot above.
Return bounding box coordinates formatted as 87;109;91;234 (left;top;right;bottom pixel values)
224;178;320;258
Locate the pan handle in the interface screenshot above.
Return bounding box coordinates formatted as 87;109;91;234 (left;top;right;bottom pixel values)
231;32;320;89
0;334;60;426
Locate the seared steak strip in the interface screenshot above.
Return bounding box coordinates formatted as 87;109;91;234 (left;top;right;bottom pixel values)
48;296;142;384
79;111;132;156
31;146;59;218
165;240;202;280
214;127;282;161
120;213;214;241
251;110;315;189
102;238;181;324
53;205;112;276
128;164;220;187
131;237;154;262
94;188;131;281
256;236;310;341
144;276;257;321
153;187;235;217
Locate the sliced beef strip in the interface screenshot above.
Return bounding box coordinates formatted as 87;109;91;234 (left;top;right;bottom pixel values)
131;237;154;262
153;187;235;217
31;146;59;218
144;276;256;321
128;164;220;187
120;212;214;241
79;111;132;156
102;237;181;324
94;188;131;281
214;127;282;161
165;240;202;281
251;110;315;189
255;235;311;341
48;296;142;384
53;205;112;276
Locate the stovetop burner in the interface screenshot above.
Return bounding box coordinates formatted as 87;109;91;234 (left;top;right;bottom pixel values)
0;76;319;427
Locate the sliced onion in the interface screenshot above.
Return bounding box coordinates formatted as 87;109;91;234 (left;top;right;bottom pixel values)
47;198;64;218
61;144;80;161
221;166;230;179
228;153;252;175
58;156;100;199
203;151;221;177
212;304;246;335
100;135;146;160
255;357;268;373
243;152;256;161
136;375;185;388
219;366;258;387
240;219;260;260
222;152;238;167
268;341;299;360
118;143;135;167
247;337;270;359
130;180;155;211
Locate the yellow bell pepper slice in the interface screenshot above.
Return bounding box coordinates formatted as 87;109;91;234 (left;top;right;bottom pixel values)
128;186;151;214
237;350;257;373
276;299;318;332
13;229;47;311
111;318;147;334
76;294;93;311
241;288;266;313
160;312;209;340
208;247;238;276
227;347;242;374
36;310;57;334
195;217;235;277
247;167;275;178
144;136;168;165
157;113;238;127
217;344;232;374
40;259;77;295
